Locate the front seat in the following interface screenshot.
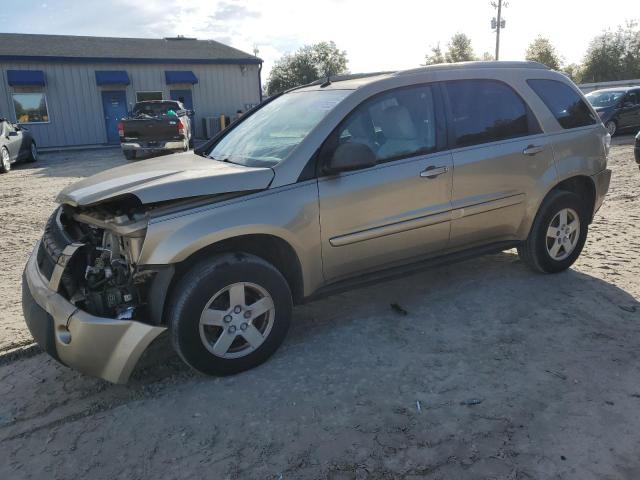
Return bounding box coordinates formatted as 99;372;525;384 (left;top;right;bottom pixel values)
376;106;422;159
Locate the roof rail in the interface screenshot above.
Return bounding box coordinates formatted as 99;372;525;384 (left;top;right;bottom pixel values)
304;71;395;87
395;60;549;76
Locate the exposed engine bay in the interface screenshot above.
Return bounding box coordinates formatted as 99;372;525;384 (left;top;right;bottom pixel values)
54;203;152;320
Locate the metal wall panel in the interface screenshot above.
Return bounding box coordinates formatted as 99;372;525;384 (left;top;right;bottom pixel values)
0;61;261;148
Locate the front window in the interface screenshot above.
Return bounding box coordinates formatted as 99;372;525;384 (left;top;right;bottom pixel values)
585;90;625;108
13;92;49;123
209;90;351;167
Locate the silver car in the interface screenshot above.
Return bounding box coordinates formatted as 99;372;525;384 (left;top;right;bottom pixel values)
22;62;611;383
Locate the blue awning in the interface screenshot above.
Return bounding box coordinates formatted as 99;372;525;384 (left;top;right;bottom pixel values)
7;70;45;86
95;70;130;86
165;70;198;84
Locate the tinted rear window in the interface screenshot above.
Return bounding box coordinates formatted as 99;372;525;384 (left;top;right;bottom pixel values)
445;79;538;147
527;79;597;129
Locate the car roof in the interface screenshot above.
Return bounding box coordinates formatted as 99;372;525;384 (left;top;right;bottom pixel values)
294;61;550;92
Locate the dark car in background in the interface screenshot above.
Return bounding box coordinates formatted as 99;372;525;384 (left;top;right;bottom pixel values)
119;100;193;160
0;119;37;173
585;86;640;136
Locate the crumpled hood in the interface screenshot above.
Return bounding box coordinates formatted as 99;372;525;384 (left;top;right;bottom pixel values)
57;152;274;207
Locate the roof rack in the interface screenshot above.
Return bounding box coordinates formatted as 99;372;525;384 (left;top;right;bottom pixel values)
304;71;395;87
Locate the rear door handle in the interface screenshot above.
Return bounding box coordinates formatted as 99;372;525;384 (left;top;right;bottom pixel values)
420;165;449;178
523;144;544;156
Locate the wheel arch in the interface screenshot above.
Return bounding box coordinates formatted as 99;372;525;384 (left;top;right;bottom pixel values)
551;175;597;223
152;233;305;325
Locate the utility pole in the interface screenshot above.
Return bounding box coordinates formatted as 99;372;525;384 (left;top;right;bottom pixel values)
491;1;507;60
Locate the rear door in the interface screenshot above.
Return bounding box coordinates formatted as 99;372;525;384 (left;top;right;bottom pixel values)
317;83;453;281
443;79;556;248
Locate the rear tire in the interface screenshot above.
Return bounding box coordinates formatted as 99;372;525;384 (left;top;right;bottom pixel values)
518;190;588;273
123;150;136;161
1;147;11;173
25;142;38;163
167;253;293;376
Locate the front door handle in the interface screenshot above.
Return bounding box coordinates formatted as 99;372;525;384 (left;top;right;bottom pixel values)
420;165;449;179
523;144;544;156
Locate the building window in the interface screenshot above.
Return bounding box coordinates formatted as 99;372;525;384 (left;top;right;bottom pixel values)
136;91;163;102
13;92;50;124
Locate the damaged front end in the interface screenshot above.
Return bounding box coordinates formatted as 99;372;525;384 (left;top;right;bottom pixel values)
24;196;167;383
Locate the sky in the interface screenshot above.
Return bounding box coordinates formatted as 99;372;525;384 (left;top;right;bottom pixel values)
2;0;638;83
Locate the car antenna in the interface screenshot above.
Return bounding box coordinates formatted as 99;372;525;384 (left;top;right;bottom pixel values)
320;75;332;88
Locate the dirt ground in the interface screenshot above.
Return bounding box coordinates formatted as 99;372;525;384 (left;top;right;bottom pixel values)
1;141;640;479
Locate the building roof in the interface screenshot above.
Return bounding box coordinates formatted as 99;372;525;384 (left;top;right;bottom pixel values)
0;33;262;65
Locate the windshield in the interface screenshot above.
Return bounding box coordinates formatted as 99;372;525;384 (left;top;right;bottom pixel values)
585;91;625;108
208;89;351;167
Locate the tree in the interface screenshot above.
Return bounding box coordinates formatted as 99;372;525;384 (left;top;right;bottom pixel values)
424;43;445;65
266;41;348;95
525;36;562;70
562;63;583;83
581;22;640;82
445;33;476;63
481;51;495;61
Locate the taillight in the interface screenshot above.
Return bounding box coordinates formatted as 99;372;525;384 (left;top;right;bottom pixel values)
117;122;124;137
177;120;185;136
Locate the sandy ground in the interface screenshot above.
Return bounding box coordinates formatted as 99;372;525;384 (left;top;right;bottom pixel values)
1;141;639;479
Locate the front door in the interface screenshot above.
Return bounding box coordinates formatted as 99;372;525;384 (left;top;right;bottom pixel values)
618;91;640;130
101;90;128;144
318;84;452;281
170;89;194;135
442;79;557;248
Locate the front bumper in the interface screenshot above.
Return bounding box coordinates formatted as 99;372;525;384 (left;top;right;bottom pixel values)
22;241;166;383
592;168;612;214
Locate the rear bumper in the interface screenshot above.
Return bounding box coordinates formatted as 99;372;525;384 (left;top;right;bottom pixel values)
121;140;185;151
22;241;166;383
592;168;612;215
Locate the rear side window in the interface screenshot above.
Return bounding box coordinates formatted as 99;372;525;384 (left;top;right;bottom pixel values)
527;79;597;129
444;79;538;147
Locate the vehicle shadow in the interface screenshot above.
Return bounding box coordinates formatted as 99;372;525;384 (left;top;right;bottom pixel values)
1;250;638;444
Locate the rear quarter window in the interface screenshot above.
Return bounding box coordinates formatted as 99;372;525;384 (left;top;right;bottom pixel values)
527;79;597;129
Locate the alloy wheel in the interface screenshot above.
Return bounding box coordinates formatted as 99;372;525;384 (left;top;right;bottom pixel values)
546;208;580;261
1;149;10;172
605;121;616;136
199;282;275;359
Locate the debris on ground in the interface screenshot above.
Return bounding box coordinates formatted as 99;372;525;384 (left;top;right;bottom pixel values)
460;398;483;406
390;303;408;315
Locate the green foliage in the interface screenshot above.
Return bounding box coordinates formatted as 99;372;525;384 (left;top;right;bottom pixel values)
525;36;562;70
581;22;640;82
266;41;349;95
424;43;445;65
445;33;477;63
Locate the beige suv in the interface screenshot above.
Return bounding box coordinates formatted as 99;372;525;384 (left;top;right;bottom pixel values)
22;62;611;383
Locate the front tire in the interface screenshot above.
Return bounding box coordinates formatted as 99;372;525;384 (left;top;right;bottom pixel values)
0;147;11;173
123;150;136;161
167;253;293;376
518;190;589;273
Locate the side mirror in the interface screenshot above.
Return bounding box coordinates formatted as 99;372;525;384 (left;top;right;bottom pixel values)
325;142;377;174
